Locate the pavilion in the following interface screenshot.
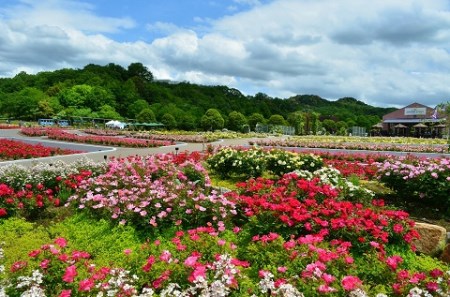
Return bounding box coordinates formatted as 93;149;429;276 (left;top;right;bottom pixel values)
381;103;446;137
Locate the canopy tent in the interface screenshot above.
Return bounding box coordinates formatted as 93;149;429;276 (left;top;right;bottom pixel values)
372;123;383;129
105;120;126;129
413;123;427;128
394;124;407;128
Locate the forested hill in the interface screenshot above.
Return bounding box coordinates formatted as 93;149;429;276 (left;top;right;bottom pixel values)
0;62;396;131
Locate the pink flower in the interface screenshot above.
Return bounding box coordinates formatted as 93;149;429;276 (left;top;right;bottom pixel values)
59;290;72;297
386;255;403;271
54;237;68;248
217;239;226;246
277;266;287;273
62;265;78;283
159;250;172;262
341;275;362;291
322;273;336;284
123;249;132;255
189;265;207;282
318;284;337;293
184;255;199;267
78;278;94;291
393;224;404;233
40;259;50;269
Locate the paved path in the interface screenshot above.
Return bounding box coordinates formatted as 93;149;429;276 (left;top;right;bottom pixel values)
1;129;449;167
0;129;257;167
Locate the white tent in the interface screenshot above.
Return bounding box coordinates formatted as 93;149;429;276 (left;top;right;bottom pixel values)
105;120;125;129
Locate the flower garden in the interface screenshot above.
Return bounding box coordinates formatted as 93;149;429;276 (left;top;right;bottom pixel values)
20;128;173;148
0;139;82;161
251;136;449;154
0;143;449;296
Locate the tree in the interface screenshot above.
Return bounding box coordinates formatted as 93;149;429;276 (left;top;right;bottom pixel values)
2;87;45;119
227;111;247;132
200;109;224;131
127;63;153;82
161;113;177;130
97;105;121;120
128;99;150;118
58;84;92;108
287;111;305;135
268;114;287;126
37;98;62;118
322;119;337;134
136;108;156;123
247;113;266;131
178;113;197;130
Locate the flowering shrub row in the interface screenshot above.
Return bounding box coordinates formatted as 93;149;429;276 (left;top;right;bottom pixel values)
262;135;448;145
20;128;174;148
0;158;107;218
20;127;60;137
66;154;237;230
375;157;450;211
0;139;81;161
0;124;20;129
2;225;449;296
206;147;324;178
0;170;95;219
251;138;449;153
226;173;417;252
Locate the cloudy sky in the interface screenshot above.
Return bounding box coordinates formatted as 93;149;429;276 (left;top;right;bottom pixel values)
1;0;450;108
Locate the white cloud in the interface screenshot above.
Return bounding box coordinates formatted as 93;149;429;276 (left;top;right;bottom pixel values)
1;0;450;108
1;0;135;33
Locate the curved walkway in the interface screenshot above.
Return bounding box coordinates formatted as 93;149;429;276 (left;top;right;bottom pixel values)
1;129;449;167
0;129;256;167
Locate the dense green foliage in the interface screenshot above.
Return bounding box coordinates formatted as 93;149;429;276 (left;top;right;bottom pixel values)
0;63;396;132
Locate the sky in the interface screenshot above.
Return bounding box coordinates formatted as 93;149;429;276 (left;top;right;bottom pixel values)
1;0;450;108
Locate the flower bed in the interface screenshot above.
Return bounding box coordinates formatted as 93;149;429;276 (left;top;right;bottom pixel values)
0;139;82;161
251;137;449;154
0;152;449;296
0;124;20;129
20;128;174;148
375;157;450;211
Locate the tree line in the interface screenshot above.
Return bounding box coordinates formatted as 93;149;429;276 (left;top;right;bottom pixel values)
0;62;396;134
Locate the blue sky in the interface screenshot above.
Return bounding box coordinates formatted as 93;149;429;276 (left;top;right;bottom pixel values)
1;0;450;108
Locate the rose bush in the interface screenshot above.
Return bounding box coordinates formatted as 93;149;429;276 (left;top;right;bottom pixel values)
0;139;81;160
375;157;450;211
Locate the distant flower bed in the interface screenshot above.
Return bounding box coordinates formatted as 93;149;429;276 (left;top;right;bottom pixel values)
0;124;20;129
129;130;269;143
131;132;213;143
20;127;174;148
251;137;449;154
82;129;121;136
20;127;60;137
0;138;82;161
